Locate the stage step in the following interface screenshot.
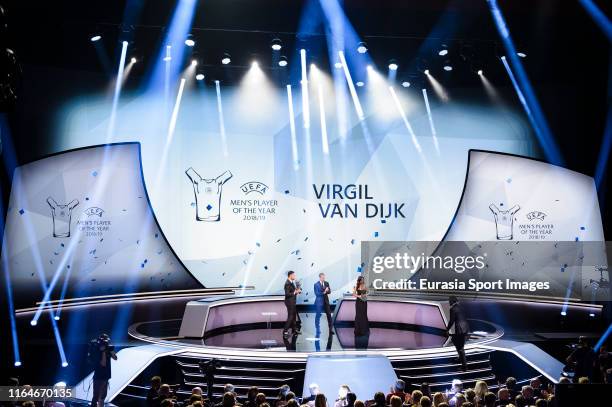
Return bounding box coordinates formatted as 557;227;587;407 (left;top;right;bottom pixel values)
390;350;496;392
174;356;307;399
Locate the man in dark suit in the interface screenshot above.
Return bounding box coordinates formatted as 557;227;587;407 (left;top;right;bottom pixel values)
314;272;333;333
283;270;301;337
446;296;470;370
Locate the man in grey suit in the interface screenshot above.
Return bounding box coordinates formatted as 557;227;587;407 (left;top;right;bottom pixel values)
314;273;333;333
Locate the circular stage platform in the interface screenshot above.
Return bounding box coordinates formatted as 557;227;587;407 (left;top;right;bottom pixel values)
130;312;502;352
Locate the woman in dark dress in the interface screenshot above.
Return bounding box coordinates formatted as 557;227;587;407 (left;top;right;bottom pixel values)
353;276;370;335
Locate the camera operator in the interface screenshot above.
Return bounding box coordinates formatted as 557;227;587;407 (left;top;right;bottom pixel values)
565;336;595;382
88;333;117;407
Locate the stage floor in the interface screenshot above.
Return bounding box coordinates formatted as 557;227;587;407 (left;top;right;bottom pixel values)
131;312;500;352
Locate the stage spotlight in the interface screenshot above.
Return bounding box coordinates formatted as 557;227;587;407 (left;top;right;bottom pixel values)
424;69;430;75
334;61;342;69
357;42;368;54
90;35;102;42
517;52;527;58
30;320;37;326
191;59;198;66
356;81;364;87
131;57;137;64
195;73;204;81
477;69;484;76
62;362;69;367
54;315;60;321
271;38;282;51
438;44;448;56
221;53;231;65
560;311;567;316
278;56;288;67
401;81;410;88
163;56;171;62
185;37;195;47
252;61;259;68
14;361;21;367
388;60;398;71
590;313;596;317
54;382;67;388
366;65;373;72
443;65;453;71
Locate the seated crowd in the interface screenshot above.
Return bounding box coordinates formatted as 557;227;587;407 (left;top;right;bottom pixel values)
144;376;574;407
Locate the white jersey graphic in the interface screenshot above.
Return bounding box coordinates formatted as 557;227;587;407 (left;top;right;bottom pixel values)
489;204;520;240
186;168;232;222
47;197;79;238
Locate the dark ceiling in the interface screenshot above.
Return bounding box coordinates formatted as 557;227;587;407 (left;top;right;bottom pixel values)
1;0;611;230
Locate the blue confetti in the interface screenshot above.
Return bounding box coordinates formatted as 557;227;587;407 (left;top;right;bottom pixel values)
190;202;196;207
264;265;268;270
575;237;579;241
144;259;148;263
500;203;504;206
374;232;379;237
356;266;362;273
284;190;290;194
85;197;90;201
580;226;585;230
506;178;512;183
351;239;355;245
60;243;65;247
141;263;145;268
256;242;261;247
381;219;386;224
92;171;98;177
155;233;159;238
206;204;213;211
19;209;24;215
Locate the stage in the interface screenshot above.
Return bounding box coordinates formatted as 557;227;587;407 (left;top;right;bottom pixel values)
68;294;568;405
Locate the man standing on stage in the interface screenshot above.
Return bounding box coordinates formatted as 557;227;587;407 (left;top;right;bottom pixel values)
314;272;333;334
283;270;301;337
446;296;469;371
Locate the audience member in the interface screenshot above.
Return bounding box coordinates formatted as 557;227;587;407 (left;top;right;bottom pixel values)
496;388;510;406
534;399;547;407
420;396;432;407
432;392;447;407
474;381;488;405
389;395;402;407
256;393;268;407
520;386;534;406
386;380;408;404
245;387;260;407
411;390;423;407
483;392;496;407
304;384;319;404
315;393;328;407
147;376;162;406
451;393;465;407
504;377;518;400
529;377;542;398
463;389;475;405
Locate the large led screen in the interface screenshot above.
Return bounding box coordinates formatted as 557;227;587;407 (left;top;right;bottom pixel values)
1;143;200;307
